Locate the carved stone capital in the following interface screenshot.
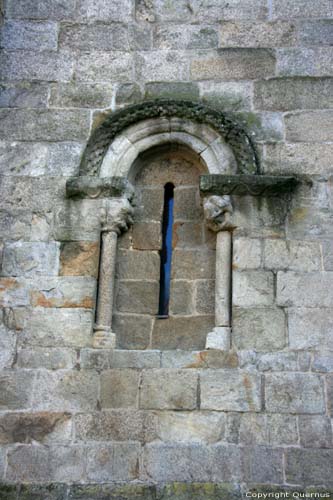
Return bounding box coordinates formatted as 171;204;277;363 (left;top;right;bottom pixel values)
100;198;134;235
203;195;234;232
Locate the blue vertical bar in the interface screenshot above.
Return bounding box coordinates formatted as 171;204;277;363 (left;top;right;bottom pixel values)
158;183;174;317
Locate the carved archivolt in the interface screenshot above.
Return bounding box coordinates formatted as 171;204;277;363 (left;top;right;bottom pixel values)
79;99;259;177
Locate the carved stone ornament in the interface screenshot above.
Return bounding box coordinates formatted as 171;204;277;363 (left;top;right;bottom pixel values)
100;199;134;235
203;195;234;232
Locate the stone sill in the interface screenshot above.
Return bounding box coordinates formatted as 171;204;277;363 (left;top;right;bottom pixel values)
200;174;299;197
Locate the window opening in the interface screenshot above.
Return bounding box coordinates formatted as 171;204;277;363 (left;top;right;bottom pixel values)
158;182;174;318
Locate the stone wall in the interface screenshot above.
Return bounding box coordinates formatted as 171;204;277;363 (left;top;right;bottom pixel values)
0;0;333;497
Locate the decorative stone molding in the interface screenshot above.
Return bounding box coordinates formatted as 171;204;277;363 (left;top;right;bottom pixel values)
203;195;234;232
79;99;259;177
200;174;299;197
66;176;134;200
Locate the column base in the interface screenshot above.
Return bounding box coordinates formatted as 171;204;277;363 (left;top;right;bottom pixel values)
205;327;231;350
93;325;116;349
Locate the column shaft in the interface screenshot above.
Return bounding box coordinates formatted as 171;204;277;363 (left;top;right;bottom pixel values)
215;230;232;327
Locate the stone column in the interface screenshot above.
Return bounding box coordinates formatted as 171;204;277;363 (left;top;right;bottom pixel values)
93;199;134;349
203;195;234;351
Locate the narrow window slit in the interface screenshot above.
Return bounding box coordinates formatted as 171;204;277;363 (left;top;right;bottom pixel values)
157;182;174;318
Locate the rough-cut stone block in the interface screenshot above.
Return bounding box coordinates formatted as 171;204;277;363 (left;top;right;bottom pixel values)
264;239;321;271
50;82;114;108
226;413;267;445
116;83;143;105
6;0;76;19
110;350;160;369
277;272;333;307
169;280;194;315
140;369;197;410
59;23;128;51
0;141;47;176
173;221;203;248
135;51;189;81
60;241;99;278
154;25;218;50
233;271;274;307
312;354;333;373
233;307;286;351
80;349;110;371
265;373;325;414
299;416;333;448
33;370;99;411
17;484;68;500
0;210;32;241
191;49;275;80
256;352;298;372
116;250;160;280
76;0;133;22
219;21;296;48
285;111;333;142
0;412;71;444
74;410;157;443
233;238;261;270
152;316;214;351
174;187;202;221
69;484;156;500
75;51;133;82
200;370;261;411
172;249;215;279
254;77;333;111
0;278;29;307
161;350;238;369
17;347;76;370
116;280;159;314
288;308;333;350
299;20;333;46
113;313;153;350
145;82;199;101
243;446;283;484
1;21;58;51
285;448;333;486
195;280;215;315
20;308;93;348
277;48;333;77
267;414;298;445
132;222;161;250
156;411;225;444
30;276;96;309
0;320;16;370
200;81;253;111
1;242;59;277
265;143;333;176
0;50;74;81
0;371;34;410
272;0;333;19
86;443;140;482
135;187;164;221
100;369;139;409
0;82;49;109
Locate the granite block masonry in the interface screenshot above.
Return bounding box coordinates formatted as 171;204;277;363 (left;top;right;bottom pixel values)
0;0;333;497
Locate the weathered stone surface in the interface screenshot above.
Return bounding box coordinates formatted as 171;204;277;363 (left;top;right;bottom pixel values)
60;241;99;278
226;413;267;445
17;347;76;370
6;0;76;20
20;308;93;348
69;483;156;500
100;369;139;408
156;411;225;444
134;187;164;221
132;222;161;250
30;276;96;309
267;414;298;445
191;49;275;80
0;50;74;81
233;307;286;351
312;354;333;373
288;308;333;350
277;48;333;77
285;111;333;142
50;82;114;108
272;0;333;19
110;350;160;369
76;0;133;22
33;370;99;411
59;23;128;51
154;25;218;50
86;442;140;482
172;249;215;279
199;81;253;111
233;238;261;270
136;51;189;81
265;373;325;414
277;272;333;307
75;410;157;443
1;242;60;277
1;20;58;51
74;51;133;82
0;278;29;307
219;21;296;48
233;271;274;307
0;319;16;369
299;416;333;448
200;370;261;411
254;77;333;111
18;484;68;500
0;371;35;410
264;239;321;271
140;369;197;410
195;280;215;315
285;448;333;486
116;250;160;280
0;82;49;108
299;20;333;46
116;280;159;314
113;313;153;350
152;316;214;350
161;350;238;369
145;82;199;101
169;280;194;315
264;143;333;175
0;412;71;444
256;352;298;372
